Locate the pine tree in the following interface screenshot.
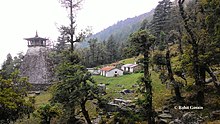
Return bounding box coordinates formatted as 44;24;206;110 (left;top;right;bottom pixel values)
129;29;155;124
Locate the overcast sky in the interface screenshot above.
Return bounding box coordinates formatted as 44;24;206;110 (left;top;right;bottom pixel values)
0;0;161;65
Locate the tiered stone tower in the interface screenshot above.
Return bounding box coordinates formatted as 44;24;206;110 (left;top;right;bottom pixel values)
20;32;52;90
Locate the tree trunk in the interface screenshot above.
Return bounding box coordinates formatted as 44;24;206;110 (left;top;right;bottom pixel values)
165;48;182;100
177;28;184;55
81;100;92;124
70;0;74;51
205;66;220;92
143;50;154;124
193;45;205;105
178;0;204;105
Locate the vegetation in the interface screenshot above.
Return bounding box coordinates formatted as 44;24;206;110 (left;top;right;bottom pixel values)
128;25;156;123
0;54;34;124
1;0;220;123
93;72;171;108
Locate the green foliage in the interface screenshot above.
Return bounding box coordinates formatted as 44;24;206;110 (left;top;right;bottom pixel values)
52;62;96;106
34;91;52;108
78;35;127;67
152;52;166;66
112;110;144;124
59;0;91;51
51;50;97;124
106;35;119;63
128;29;155;55
0;71;34;123
34;103;62;124
150;0;172;47
202;0;220;65
0;53;24;79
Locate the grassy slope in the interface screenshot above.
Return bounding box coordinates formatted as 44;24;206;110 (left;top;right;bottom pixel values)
34;91;52;107
93;71;171;109
15;91;52;124
119;55;143;64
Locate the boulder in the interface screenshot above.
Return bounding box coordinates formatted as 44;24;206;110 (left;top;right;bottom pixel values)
181;112;203;124
97;83;106;94
163;106;170;114
160;119;169;124
106;103;120;112
35;91;41;95
158;113;173;119
120;89;134;94
132;84;138;88
169;119;183;124
113;98;132;105
211;110;220;119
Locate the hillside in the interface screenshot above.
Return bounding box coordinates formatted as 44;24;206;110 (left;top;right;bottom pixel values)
78;9;154;48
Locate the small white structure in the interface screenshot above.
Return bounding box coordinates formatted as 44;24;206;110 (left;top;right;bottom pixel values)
121;64;140;73
87;68;101;75
100;66;123;77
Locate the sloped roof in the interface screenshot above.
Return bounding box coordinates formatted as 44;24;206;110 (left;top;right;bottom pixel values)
100;66;115;71
24;32;48;41
122;64;138;68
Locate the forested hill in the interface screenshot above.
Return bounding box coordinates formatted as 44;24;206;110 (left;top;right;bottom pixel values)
78;9;154;47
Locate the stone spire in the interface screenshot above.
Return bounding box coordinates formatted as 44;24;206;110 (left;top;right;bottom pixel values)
35;31;38;37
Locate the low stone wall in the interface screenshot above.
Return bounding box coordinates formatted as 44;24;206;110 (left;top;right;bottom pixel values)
29;83;52;91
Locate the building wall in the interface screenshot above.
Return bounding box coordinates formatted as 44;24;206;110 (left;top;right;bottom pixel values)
88;68;101;75
121;65;141;73
133;66;141;72
101;70;106;76
106;69;123;77
20;46;52;90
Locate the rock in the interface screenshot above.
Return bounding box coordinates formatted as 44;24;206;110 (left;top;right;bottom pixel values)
169;121;174;124
113;98;132;105
159;119;168;124
97;84;106;94
163;106;170;114
205;78;213;84
211;110;220;119
181;112;203;124
155;109;163;115
106;112;112;118
214;71;220;75
35;91;41;95
132;84;138;88
158;113;173;119
106;103;120;112
169;119;183;124
120;89;134;94
92;115;101;124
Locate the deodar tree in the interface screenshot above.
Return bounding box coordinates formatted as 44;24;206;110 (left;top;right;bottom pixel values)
52;57;96;124
178;0;220;105
151;0;182;101
129;27;155;123
0;55;34;124
59;0;91;51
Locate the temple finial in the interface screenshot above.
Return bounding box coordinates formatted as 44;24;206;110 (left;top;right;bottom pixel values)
35;31;38;37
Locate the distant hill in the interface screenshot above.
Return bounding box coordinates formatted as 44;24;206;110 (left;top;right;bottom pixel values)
78;9;154;48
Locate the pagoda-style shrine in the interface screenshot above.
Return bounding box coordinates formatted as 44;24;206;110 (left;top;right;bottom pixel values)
24;32;48;47
20;31;52;91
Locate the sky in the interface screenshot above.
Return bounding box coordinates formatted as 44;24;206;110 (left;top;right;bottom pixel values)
0;0;162;65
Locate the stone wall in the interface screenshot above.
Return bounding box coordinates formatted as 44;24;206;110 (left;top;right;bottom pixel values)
20;46;53;90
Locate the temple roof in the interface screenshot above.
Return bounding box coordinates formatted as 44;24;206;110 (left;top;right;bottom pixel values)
24;31;48;41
